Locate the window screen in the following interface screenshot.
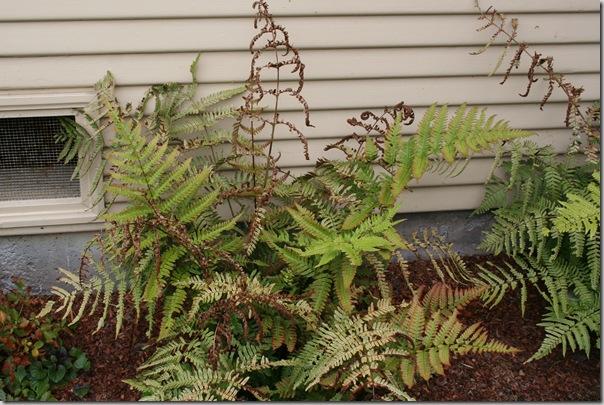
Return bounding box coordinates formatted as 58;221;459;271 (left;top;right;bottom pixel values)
0;116;80;202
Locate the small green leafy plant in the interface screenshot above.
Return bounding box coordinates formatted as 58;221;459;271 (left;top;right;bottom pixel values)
0;279;89;401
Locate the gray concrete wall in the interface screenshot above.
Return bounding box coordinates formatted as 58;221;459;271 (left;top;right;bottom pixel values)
395;210;493;259
0;210;493;292
0;231;94;293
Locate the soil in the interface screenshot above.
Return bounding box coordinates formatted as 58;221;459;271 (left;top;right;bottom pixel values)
55;300;151;401
389;255;601;402
52;255;600;401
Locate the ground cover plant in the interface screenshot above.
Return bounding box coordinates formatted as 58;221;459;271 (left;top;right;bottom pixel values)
0;278;89;401
34;0;598;401
471;3;601;362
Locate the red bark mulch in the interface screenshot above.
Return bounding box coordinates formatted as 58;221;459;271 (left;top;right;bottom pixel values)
55;302;150;401
389;255;601;401
53;255;600;401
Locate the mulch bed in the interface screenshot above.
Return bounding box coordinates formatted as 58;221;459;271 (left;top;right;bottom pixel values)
55;301;150;401
389;255;601;401
53;255;600;401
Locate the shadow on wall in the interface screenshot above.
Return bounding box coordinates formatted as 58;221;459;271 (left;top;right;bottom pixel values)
395;210;494;261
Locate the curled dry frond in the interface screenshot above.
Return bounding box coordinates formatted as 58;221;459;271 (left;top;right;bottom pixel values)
473;2;600;161
232;0;314;255
233;0;312;167
325;101;415;159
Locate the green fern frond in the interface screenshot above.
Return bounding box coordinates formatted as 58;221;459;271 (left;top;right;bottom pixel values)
385;104;532;197
172;107;238;136
477;144;600;360
528;307;600;362
177;86;245;118
552;174;600;239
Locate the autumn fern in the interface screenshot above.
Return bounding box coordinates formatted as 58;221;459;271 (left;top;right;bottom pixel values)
475;147;600;360
39;1;538;400
288;286;517;400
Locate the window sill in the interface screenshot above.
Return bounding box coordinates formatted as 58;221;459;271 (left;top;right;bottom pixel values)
0;198;104;236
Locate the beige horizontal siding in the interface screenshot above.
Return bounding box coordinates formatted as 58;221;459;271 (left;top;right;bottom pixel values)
1;14;599;57
107;185;490;215
0;2;599;220
0;44;598;90
122;74;599;111
91;103;593;144
0;97;595;142
103;129;579;193
399;185;487;213
0;74;598;113
0;0;598;20
262;103;598;139
264;129;580;168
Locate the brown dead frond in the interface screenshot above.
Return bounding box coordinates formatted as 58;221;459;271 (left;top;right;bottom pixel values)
231;0;314;251
325;101;415;159
233;0;313;177
473;2;600;162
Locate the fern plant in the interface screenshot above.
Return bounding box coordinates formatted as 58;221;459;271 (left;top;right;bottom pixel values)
259;103;531;317
38;0;539;401
126;337;285;401
40;59;246;339
112;94;525;399
473;143;600;361
284;284;516;401
127;282;516;401
470;7;600;362
126;272;315;401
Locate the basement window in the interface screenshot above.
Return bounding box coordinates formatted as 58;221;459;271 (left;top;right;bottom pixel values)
0;112;103;235
0;116;80;202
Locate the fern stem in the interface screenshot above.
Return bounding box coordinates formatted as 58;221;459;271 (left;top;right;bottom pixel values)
205;127;236;218
264;47;281;188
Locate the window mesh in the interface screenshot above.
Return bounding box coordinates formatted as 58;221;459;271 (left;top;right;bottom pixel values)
0;116;80;202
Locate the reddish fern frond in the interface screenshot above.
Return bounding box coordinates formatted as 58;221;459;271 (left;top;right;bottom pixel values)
500;43;526;85
518;51;542;98
421;282;486;315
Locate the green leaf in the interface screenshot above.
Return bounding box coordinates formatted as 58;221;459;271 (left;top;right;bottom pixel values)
73;384;91;399
30;366;47;381
316;250;340;268
400;358;416;388
342;206;372;231
287;205;332;240
15;366;27;383
352;235;391;252
50;365;66;384
334;261;355;313
31;378;50;397
416;351;431;381
73;353;90;370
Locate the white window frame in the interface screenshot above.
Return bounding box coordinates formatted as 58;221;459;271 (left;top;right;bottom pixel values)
0;106;104;236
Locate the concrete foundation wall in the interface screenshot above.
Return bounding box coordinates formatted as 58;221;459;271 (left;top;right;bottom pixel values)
0;231;94;293
395;210;494;259
0;210;493;293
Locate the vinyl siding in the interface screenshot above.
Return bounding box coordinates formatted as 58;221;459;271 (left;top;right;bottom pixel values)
0;0;599;220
